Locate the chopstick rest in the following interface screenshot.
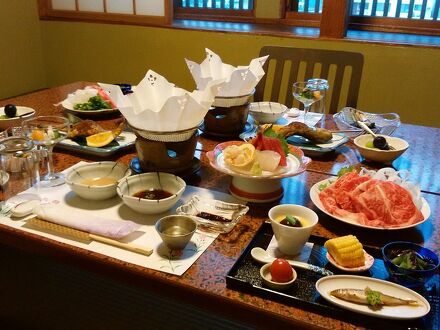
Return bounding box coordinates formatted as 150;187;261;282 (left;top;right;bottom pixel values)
28;218;153;256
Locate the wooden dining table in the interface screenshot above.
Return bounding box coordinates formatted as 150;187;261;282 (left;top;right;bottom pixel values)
0;82;438;330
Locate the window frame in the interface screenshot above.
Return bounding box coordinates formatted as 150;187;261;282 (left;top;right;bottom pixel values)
282;0;440;36
173;0;256;22
38;0;174;26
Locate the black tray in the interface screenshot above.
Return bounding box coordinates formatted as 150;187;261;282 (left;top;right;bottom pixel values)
226;223;439;330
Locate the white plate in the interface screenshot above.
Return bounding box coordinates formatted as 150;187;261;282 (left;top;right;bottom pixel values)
63;105;119;116
206;141;311;180
316;275;430;319
326;250;374;273
310;178;430;230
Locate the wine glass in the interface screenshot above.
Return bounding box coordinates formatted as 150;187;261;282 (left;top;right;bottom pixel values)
292;82;324;124
23;116;70;187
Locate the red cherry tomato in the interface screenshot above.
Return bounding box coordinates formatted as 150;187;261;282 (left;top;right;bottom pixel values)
270;258;293;283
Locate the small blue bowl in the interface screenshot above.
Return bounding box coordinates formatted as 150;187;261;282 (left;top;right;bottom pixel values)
382;241;439;288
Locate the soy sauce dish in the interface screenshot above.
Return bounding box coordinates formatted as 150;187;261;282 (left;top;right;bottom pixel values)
117;172;186;214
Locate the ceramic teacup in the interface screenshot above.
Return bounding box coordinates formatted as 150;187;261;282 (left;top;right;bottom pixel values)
268;204;318;255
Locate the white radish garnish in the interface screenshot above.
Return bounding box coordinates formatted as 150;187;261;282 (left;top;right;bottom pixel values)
256;150;281;172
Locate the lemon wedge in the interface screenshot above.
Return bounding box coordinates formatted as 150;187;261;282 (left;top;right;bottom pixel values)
224;143;256;170
86;131;114;147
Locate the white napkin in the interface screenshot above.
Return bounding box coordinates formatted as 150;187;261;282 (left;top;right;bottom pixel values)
33;204;141;239
186;48;269;97
98;70;224;132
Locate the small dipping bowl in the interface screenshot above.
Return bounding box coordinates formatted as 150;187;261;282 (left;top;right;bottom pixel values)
260;263;297;291
117;172;186;214
382;241;439;288
269;204;318;256
66;162;131;200
354;134;409;164
155;215;197;250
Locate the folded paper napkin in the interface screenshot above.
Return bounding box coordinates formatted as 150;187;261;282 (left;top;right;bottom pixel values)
185;48;269;97
97;70;224;132
33;204;141;239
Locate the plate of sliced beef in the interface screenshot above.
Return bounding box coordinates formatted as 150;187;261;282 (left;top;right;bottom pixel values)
310;172;430;230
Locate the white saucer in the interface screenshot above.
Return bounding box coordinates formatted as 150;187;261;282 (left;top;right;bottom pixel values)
326;250;374;273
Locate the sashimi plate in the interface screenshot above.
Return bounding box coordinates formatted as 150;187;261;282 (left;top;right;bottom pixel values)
316;275;430;319
310;178;430;230
62;104;119;116
206;141;310;179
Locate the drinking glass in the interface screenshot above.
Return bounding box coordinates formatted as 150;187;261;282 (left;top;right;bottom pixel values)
292;82;324;123
0;137;37;203
22;116;70;187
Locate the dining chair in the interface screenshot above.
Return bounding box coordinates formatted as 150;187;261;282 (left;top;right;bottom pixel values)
255;46;364;114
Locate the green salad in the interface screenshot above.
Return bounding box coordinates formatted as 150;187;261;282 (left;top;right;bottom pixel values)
73;95;112;111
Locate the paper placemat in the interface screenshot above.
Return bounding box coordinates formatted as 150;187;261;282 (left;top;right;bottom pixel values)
0;162;243;276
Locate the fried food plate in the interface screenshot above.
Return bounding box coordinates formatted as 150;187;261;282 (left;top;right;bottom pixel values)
316;275;430;319
309;178;430;230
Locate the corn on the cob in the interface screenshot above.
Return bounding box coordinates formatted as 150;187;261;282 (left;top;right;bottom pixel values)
324;235;365;268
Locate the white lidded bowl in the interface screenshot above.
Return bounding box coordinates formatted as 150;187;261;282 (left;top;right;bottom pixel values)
354;134;409;164
117;172;186;214
66;161;131;200
248;102;288;124
0;106;35;131
268;204;318;256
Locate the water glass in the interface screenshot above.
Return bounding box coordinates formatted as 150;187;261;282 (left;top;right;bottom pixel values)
0;137;38;202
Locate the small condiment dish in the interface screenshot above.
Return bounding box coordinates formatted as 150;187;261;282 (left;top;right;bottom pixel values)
248;102;288;124
155;215;197;250
260;263;297;291
117;172;186;214
0;106;35;131
268;204;318;256
66;162;131;200
354;134;409;164
176;195;249;233
382;241;439;288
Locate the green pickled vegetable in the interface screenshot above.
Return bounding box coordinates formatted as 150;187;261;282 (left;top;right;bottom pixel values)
73;95;111;110
391;250;430;270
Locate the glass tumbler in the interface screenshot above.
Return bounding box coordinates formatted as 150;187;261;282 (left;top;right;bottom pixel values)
307;78;329;127
0;137;37;203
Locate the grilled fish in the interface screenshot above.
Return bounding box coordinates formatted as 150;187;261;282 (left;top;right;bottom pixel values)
330;287;419;308
68;118;125;139
260;122;333;144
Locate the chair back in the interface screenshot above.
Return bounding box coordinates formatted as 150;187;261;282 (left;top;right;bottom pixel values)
255;46;364;114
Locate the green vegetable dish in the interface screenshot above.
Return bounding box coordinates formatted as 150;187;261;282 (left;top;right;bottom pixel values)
74;95;112;111
391;250;434;270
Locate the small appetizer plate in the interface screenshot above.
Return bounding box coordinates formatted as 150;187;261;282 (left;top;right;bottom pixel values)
326;250;374;273
260;263;297;291
316;275;430;319
176;195;249;234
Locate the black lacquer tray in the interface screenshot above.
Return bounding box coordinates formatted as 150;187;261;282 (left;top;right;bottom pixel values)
226;222;439;330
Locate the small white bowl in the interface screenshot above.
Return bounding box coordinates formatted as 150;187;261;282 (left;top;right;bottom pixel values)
354;134;409;164
248;102;288;124
66;162;131;200
117;172;186;214
260;263;297;291
0;106;35;131
268;204;318;256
